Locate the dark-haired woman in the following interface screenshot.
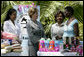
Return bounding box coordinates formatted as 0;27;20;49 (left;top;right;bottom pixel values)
3;8;21;42
51;11;65;40
63;6;79;48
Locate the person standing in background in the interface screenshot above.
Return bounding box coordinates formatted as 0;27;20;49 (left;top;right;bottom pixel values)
51;11;65;41
63;6;79;48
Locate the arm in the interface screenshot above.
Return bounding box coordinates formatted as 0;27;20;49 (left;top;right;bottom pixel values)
51;25;54;40
39;22;46;38
73;23;79;37
3;21;10;32
73;23;80;45
51;25;57;40
17;23;21;39
16;23;22;44
26;20;32;39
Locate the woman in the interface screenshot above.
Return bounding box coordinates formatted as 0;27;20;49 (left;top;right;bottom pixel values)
51;11;65;40
3;8;21;43
63;6;79;47
26;7;46;56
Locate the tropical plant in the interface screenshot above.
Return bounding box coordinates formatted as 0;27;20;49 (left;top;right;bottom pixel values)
1;1;37;24
38;1;83;40
1;1;83;41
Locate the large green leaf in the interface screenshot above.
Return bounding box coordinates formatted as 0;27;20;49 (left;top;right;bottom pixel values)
39;1;83;40
1;1;83;40
1;5;13;24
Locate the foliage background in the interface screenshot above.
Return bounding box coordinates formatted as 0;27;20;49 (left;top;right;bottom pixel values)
1;1;83;41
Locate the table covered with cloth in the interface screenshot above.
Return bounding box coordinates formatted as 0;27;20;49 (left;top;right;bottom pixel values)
1;52;21;56
37;51;79;56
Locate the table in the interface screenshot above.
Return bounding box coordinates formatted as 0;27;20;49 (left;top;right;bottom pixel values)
1;52;21;56
1;51;79;56
37;51;79;56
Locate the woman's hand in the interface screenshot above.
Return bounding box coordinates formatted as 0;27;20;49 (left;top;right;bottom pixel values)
13;35;18;40
74;36;80;45
17;40;22;44
58;35;62;39
73;23;79;37
55;35;62;40
14;36;21;44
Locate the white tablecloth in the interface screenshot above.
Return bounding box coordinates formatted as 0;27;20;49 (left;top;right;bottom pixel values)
1;51;79;56
1;52;21;56
37;51;79;56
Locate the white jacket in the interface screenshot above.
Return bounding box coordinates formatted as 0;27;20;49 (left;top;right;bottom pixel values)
3;20;21;39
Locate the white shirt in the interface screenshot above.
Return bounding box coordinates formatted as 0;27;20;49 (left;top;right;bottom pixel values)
3;20;21;39
51;23;64;40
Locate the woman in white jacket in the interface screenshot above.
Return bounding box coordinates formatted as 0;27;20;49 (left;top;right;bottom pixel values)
3;8;21;43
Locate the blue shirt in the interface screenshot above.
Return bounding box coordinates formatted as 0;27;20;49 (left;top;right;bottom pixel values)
63;19;79;38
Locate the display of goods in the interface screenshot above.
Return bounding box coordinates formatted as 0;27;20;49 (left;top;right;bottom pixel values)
71;37;80;47
45;40;50;48
12;40;19;44
38;38;83;54
45;40;49;52
63;44;71;51
76;45;83;56
49;40;54;50
54;40;59;51
1;40;11;49
39;40;45;51
2;32;17;40
70;45;76;52
39;38;64;52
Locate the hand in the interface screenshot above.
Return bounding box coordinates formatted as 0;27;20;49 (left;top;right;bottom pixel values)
55;35;62;40
17;40;21;44
75;36;80;44
14;37;19;41
58;35;62;39
55;36;58;40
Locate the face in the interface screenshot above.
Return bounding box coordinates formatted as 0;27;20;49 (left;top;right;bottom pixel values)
64;9;70;17
32;12;38;21
10;11;16;21
56;13;64;23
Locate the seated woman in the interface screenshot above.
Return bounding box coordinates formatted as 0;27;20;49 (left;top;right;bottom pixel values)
63;6;79;48
3;8;21;43
51;11;65;40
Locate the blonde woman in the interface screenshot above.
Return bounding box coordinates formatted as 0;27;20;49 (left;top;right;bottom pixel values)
26;7;46;56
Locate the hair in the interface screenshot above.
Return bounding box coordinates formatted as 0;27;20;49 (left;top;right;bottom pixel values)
54;11;65;22
65;6;74;15
4;8;17;21
28;7;38;18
